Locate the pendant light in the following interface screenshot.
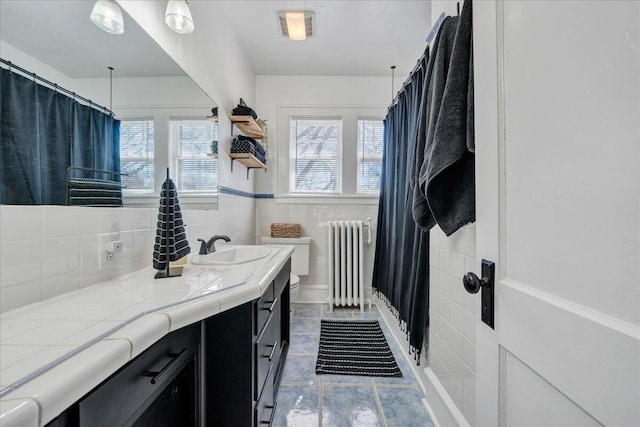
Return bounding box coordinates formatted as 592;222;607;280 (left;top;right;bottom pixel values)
90;0;125;35
165;0;194;34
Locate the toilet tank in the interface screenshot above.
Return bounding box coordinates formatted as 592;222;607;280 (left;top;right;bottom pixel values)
260;236;310;276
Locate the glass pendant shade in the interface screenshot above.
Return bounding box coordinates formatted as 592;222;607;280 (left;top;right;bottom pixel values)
90;0;125;35
165;0;195;34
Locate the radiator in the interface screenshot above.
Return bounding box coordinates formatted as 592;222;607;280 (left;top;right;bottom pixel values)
327;220;365;312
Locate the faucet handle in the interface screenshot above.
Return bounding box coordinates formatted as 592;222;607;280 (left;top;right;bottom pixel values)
197;238;209;255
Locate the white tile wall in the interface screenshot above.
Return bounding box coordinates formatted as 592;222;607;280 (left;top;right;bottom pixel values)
255;199;378;300
428;224;477;426
0;194;255;314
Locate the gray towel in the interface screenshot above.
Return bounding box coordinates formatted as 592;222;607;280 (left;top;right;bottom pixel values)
411;16;458;222
414;0;475;236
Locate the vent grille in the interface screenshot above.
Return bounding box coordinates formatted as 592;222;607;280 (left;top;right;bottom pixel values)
279;16;289;37
304;16;313;37
277;10;315;39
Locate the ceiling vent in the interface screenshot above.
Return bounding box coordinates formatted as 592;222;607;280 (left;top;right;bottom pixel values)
277;10;315;41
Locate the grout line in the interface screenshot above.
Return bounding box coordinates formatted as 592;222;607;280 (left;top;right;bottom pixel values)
318;374;324;426
372;380;388;427
373;383;423;389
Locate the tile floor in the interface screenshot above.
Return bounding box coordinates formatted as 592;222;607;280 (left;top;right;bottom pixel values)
274;303;434;427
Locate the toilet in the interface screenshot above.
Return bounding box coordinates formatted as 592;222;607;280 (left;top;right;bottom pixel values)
260;236;310;303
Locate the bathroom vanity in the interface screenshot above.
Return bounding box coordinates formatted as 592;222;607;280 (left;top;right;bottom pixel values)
0;246;292;427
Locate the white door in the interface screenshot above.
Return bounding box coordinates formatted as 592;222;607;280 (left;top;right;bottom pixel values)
472;1;640;426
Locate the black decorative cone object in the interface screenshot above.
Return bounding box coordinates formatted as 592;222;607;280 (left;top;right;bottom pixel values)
153;168;191;279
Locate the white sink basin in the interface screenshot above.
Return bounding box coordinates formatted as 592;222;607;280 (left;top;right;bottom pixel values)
191;245;272;265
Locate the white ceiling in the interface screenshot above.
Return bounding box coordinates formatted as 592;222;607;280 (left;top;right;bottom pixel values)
0;0;431;80
215;0;431;77
0;0;184;78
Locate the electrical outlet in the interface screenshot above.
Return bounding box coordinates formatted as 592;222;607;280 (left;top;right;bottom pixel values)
99;233;122;270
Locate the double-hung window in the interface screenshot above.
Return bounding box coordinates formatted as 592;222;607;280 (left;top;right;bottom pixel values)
119;119;155;192
290;118;342;193
170;118;218;193
357;119;384;193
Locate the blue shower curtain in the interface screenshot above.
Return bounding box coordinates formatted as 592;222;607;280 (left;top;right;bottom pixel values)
373;47;431;363
0;68;120;205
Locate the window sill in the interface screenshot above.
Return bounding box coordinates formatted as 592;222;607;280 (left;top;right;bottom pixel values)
275;194;379;205
123;193;218;209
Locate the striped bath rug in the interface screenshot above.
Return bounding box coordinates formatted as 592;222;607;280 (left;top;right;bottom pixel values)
315;319;402;377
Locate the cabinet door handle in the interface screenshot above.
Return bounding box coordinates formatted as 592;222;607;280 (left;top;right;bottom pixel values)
145;348;187;385
261;402;278;425
263;297;278;313
264;340;278;361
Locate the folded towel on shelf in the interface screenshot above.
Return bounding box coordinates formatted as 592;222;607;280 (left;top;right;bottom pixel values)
232;106;257;119
232;99;258;119
252;149;267;165
231;138;255;153
237;135;266;156
255;141;266;156
231;138;267;164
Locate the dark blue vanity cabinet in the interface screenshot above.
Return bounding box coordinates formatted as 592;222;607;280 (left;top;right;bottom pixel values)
205;259;291;427
45;259;291;427
47;322;202;427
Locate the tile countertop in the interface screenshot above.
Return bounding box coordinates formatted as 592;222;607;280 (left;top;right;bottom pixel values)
0;245;293;427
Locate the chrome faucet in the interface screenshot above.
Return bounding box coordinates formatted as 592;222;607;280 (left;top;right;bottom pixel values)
197;235;231;255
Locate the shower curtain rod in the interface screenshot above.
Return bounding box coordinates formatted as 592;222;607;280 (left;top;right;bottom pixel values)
387;4;458;112
387;49;428;112
0;58;113;116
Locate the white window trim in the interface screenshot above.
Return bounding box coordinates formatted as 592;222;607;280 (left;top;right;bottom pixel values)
356;117;384;195
169;116;219;194
118;108;218;208
120;118;156;195
277;106;386;198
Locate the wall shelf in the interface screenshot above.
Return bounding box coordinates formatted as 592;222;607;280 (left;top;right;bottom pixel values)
207;153;218;158
229;153;267;179
229;115;264;138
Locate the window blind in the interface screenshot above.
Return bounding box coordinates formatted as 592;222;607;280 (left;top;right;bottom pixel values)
119;119;155;191
290;118;342;193
357;119;384;193
170;119;217;192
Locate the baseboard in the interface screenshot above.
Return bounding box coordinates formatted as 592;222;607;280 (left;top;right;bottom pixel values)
374;294;468;427
297;285;330;303
297;284;374;305
423;368;470;427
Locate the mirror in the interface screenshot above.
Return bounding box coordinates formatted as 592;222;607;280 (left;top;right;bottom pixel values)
0;0;218;209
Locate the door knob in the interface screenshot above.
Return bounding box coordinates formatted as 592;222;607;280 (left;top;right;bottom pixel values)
463;260;495;329
463;272;490;294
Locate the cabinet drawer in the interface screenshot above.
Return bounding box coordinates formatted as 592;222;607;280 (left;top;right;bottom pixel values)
254;366;276;427
255;312;277;401
78;324;200;427
255;282;275;336
270;296;282;376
